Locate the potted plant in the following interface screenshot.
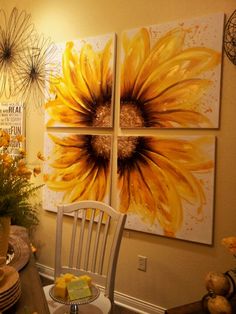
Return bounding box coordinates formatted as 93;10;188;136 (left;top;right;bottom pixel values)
0;129;42;260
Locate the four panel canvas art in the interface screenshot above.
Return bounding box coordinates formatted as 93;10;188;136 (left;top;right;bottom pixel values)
43;12;224;244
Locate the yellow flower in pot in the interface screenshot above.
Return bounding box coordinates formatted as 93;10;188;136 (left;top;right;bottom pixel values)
0;129;42;260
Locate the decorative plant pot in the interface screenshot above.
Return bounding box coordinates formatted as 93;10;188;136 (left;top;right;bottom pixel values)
0;216;11;264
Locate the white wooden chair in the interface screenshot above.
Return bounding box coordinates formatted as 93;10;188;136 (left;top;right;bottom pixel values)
43;200;127;314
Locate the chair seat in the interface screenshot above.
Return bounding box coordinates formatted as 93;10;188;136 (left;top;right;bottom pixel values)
44;284;112;314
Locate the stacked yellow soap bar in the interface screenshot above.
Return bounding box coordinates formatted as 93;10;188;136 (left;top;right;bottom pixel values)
54;273;92;299
67;279;92;301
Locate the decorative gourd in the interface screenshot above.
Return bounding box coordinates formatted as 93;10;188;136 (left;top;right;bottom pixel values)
207;295;232;314
205;271;231;295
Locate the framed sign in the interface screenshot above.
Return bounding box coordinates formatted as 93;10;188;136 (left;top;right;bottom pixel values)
0;103;25;153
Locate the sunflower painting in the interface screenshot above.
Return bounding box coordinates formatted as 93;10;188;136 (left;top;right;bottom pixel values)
117;135;215;244
42;14;222;244
45;33;116;128
43;132;112;211
120;13;224;129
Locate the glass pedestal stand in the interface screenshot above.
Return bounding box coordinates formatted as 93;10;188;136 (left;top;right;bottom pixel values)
49;284;100;314
69;304;79;314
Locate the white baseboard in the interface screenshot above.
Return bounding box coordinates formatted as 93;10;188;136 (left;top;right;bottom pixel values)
36;262;166;314
114;291;165;314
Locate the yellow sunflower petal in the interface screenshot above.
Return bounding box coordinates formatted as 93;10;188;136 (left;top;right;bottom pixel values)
63;41;93;108
80;43;102;101
53;79;88;114
46;158;95;196
149;136;214;171
94;166;110;200
49;148;81;168
101;38;113;96
121;28;150;98
129;165;157;224
117;152;183;235
45;175;77;191
149;110;211;128
48;133;85;148
45;99;89;126
133;28;185;96
137;47;220;101
148;150;206;211
63;170;97;202
118;170;131;213
145;136;214;214
145;78;211;110
137;155;183;235
63;164;108;202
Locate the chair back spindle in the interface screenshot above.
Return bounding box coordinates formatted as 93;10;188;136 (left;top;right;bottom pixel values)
54;200;126;302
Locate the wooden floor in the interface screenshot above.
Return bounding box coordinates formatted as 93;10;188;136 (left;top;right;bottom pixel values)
40;276;137;314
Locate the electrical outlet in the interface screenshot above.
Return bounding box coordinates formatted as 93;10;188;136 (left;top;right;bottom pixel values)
137;255;147;271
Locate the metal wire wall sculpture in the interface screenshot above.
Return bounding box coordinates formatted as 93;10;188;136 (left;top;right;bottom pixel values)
224;10;236;65
0;7;58;109
15;34;58;108
0;7;34;98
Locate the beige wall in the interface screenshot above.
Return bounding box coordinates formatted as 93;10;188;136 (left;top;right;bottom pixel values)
1;0;236;310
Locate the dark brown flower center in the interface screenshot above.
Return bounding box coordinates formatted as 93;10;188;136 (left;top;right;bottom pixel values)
120;102;145;128
30;67;38;80
92;104;111;127
3;47;11;60
118;136;139;159
91;135;111;159
91;102;143;160
119;103;144;159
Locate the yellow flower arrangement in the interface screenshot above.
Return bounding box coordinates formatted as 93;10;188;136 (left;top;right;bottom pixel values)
0;129;42;228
